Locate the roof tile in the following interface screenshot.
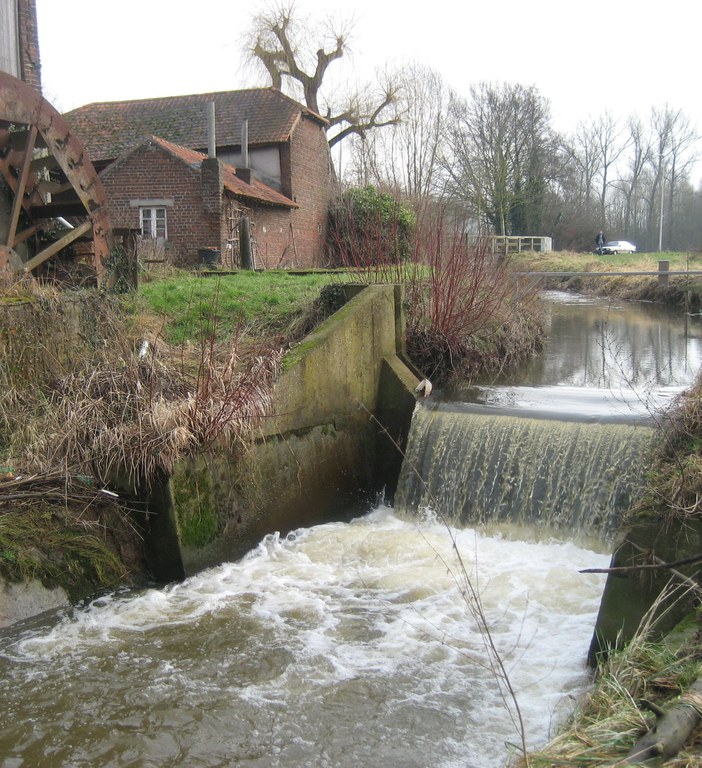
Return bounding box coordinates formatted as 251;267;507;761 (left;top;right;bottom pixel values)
66;88;326;162
105;135;298;209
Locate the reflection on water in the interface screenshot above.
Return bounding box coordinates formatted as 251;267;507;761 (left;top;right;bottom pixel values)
446;291;702;421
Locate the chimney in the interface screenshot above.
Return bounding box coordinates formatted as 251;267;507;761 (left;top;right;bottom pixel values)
236;118;251;184
241;117;249;168
207;102;216;158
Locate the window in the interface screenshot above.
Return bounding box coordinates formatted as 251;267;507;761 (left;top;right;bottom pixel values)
140;207;167;239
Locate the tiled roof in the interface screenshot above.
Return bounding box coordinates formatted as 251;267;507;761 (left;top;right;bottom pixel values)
104;135;298;209
65;88;327;162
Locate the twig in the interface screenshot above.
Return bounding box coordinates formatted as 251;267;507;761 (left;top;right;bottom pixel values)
580;552;702;574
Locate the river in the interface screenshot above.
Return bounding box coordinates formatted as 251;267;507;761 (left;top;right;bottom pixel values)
1;292;699;767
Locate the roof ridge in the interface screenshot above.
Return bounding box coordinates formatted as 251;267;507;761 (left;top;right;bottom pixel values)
66;86;303;113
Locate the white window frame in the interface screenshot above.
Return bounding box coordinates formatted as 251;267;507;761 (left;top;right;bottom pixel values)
139;206;168;240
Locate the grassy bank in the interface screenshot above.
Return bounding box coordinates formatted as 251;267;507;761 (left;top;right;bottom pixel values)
523;607;702;766
514;249;702;309
135;269;344;345
515;249;702;273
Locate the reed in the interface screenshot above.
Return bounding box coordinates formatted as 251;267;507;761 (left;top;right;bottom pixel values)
0;283;282;588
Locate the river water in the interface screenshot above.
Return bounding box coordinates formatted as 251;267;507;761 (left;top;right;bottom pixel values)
1;292;699;768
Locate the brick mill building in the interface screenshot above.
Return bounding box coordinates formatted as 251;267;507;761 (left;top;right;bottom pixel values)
66;89;334;269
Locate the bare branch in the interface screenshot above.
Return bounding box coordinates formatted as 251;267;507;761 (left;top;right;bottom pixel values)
243;2;399;148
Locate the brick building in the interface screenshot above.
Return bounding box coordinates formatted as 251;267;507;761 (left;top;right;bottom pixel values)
66;89;334;268
0;0;41;89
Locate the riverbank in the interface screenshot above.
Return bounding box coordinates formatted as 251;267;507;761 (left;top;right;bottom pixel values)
1;258;541;615
517;248;702;308
0;255;696;612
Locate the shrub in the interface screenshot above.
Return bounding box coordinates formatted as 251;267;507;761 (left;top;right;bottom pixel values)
327;185;416;266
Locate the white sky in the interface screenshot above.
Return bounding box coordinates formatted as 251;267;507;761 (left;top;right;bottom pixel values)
35;0;701;180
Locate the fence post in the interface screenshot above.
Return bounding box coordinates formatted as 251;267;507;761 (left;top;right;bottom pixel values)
658;260;670;287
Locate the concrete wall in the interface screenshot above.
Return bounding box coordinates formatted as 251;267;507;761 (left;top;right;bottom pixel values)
589;516;702;664
153;284;421;577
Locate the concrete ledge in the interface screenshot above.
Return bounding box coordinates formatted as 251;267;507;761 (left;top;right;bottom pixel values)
0;579;68;628
589;516;702;664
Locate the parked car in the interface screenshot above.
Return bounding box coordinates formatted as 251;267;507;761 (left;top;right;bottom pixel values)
601;240;636;254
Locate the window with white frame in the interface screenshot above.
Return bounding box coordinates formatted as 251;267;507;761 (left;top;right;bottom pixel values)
139;206;168;239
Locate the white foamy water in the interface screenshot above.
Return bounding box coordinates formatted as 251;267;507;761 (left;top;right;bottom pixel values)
0;507;609;768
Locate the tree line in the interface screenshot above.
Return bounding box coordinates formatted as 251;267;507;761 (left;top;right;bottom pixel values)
245;4;701;253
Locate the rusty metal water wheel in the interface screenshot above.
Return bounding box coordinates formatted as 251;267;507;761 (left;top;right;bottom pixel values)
0;72;111;286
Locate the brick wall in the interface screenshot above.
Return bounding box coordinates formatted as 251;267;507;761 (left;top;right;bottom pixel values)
17;0;40;90
101;143;221;269
284;116;332;267
251;206;297;269
99;121;331;271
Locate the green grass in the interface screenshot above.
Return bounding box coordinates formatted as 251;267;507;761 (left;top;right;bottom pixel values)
514;249;702;273
135;270;344;344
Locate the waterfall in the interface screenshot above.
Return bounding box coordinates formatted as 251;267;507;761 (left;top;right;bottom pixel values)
394;402;655;538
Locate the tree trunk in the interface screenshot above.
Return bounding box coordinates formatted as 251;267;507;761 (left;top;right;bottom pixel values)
625;677;702;764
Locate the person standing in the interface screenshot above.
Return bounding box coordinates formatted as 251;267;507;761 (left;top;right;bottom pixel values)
596;230;605;254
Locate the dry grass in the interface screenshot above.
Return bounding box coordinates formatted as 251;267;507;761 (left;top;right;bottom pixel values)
0;283;282;587
4;314;280;490
625;376;702;529
521;589;702;767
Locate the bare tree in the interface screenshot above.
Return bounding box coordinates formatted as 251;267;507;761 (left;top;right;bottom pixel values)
244;2;401;148
345;63;448;212
444;82;557;236
620;116;652;236
591;112;631;225
663;109;699;249
567;121;602;210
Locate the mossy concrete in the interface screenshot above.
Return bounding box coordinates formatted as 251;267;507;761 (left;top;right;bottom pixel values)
588;516;702;665
154;284;421;577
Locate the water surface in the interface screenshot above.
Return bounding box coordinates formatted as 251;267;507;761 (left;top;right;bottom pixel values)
1;509;608;768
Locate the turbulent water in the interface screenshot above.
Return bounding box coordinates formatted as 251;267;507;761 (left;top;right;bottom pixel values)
0;508;609;768
3;291;691;767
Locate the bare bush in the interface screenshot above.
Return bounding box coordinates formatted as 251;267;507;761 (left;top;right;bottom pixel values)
2;294;280;492
328;200;545;383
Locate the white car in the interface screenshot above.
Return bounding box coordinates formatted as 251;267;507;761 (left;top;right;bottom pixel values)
601;240;636;254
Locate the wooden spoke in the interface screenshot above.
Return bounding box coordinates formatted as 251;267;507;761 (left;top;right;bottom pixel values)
6;124;37;249
0;71;111;285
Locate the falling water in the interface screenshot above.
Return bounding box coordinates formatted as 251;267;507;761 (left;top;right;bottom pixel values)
395;405;654;538
394;290;702;541
1;292;697;767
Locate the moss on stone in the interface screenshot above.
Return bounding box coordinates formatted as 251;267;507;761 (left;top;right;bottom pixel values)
0;507;131;600
171;460;219;548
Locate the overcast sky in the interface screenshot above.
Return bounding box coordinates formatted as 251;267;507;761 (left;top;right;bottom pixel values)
35;0;701;180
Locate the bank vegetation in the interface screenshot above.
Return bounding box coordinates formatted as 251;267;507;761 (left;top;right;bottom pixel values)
0;229;546;596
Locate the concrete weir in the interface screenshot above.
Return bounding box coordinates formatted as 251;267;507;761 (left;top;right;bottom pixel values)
147;284;421;579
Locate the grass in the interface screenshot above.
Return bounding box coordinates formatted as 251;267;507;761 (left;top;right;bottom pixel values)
523;601;702;767
135;269;344;344
514;249;702;273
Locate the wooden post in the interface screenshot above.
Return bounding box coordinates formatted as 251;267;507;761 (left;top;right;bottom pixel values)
240;216;253;269
658;260;670;286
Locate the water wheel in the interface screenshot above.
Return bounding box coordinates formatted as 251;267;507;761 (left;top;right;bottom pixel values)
0;72;111;285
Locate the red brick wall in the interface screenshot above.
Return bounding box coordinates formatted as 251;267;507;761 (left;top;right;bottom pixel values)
285;116;332;268
98;126;330;270
251;206;298;269
101;143;221;269
17;0;41;90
